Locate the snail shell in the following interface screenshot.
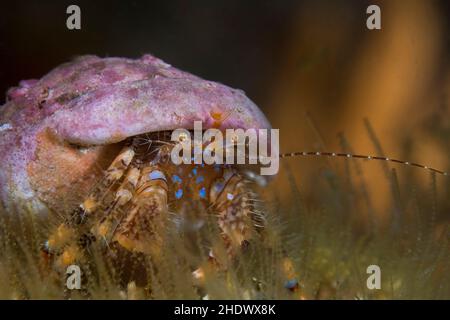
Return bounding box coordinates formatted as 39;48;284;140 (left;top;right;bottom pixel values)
0;54;271;215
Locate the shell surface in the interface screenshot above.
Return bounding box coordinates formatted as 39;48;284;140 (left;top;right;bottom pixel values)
0;54;271;214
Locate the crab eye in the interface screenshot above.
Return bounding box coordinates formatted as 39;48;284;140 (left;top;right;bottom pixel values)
149;170;166;181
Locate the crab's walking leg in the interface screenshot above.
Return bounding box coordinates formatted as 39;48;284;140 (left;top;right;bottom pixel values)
212;171;301;295
113;165;169;257
211;169;301;295
93;166;141;240
43;142;136;263
209;170;264;255
70;143;136;224
192;169;264;288
49;166;142;269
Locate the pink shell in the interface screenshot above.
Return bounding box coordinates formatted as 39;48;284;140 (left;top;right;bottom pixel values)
0;54;271;214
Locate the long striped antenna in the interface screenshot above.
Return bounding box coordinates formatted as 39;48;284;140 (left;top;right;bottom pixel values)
279;151;448;176
129;134;448;176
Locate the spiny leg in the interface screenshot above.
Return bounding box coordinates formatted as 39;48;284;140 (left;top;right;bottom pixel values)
70;143;136;225
192;169;264;288
210;172;259;255
193;168;299;297
55;165;142;269
113;164;169;257
212;173;301;296
43;142;137;267
92;166;141;243
92;136;174;246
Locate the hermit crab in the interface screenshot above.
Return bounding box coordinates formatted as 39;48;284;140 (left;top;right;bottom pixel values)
0;54;276;272
1;54;447;297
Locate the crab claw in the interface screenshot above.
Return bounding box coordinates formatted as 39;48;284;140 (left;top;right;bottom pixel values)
0;54;270;215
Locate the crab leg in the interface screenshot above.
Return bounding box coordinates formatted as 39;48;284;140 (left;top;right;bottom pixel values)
192;169;263;288
70;143;136;224
209;170;262;255
113;164;169;256
44;142;136;258
92;166;141;241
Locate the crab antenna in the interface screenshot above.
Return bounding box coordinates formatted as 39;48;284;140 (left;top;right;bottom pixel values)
279;151;448;177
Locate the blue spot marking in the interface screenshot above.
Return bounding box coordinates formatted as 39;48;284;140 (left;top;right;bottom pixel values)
227;193;234;201
284;279;298;290
149;170;166;181
196;176;205;184
175;188;183;199
199;187;206;199
172;175;182;184
192;167;198;176
213;182;224;193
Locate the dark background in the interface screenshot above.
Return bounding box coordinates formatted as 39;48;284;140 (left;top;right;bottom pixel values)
0;0;371;107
